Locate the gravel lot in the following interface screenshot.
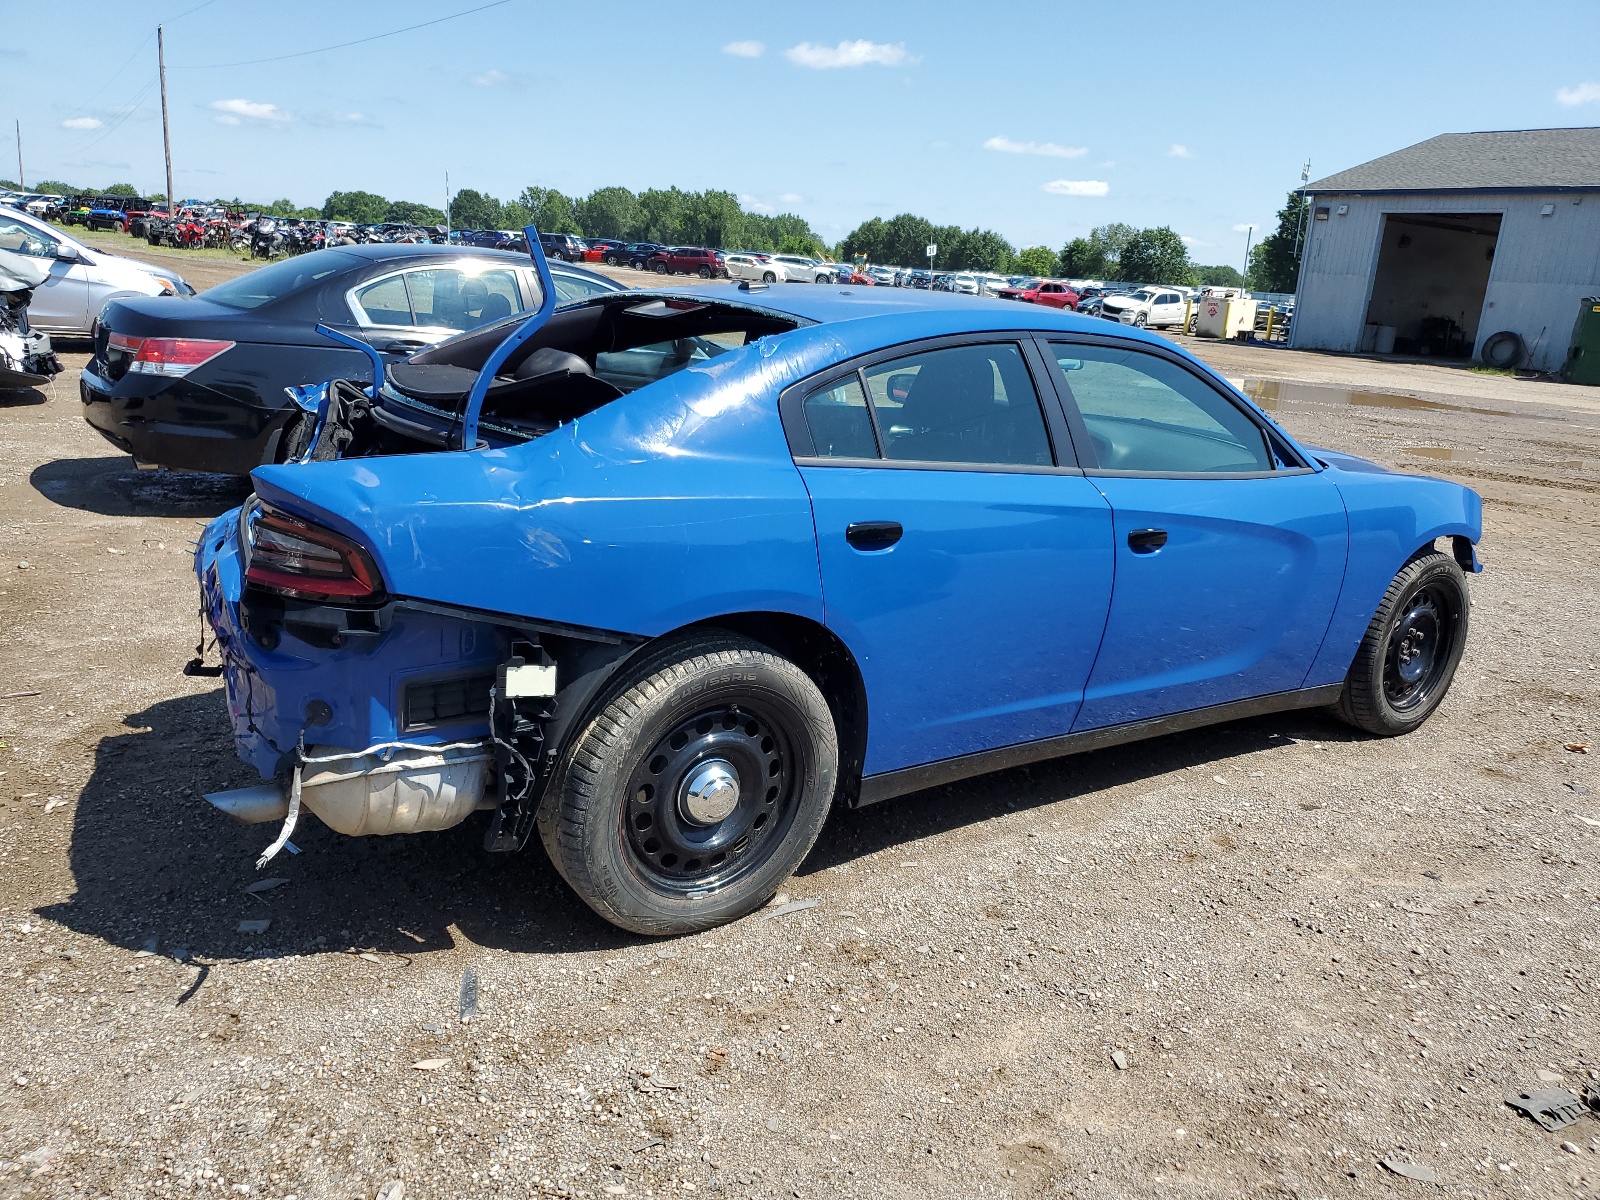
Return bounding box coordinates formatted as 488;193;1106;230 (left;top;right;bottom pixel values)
1;240;1598;1199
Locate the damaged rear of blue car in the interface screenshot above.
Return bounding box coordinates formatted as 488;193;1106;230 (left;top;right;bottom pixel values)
195;232;1482;935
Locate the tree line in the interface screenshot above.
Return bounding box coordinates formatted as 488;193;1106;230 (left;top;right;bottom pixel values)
16;173;1309;291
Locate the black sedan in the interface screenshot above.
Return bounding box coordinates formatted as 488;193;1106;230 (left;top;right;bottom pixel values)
80;244;623;474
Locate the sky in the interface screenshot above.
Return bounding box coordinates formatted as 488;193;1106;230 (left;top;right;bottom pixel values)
9;0;1600;265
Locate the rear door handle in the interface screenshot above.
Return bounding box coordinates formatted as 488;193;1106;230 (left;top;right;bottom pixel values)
1127;527;1168;553
845;521;903;551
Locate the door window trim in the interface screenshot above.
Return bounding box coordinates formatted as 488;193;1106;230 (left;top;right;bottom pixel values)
778;332;1084;474
1032;332;1314;479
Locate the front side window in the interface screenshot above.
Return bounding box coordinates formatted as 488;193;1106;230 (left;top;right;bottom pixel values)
861;343;1053;467
1050;343;1272;474
0;215;57;258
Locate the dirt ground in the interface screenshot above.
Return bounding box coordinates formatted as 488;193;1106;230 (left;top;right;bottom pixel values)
2;239;1599;1200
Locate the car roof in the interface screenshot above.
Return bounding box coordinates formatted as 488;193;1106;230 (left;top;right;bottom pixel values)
627;282;1172;342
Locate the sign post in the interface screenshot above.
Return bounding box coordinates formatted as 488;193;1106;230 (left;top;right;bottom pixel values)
926;243;936;277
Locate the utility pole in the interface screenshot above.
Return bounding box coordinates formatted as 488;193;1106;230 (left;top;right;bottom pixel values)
158;27;174;208
1241;225;1254;289
1292;157;1311;260
14;119;21;188
444;170;451;239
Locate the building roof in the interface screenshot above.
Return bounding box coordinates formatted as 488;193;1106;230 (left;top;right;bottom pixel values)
1306;127;1600;194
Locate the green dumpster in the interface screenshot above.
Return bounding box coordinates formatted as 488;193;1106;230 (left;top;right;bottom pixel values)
1563;295;1600;385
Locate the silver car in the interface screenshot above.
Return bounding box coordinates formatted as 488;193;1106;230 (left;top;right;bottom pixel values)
0;205;194;337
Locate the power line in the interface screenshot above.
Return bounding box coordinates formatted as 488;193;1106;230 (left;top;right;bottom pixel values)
178;0;512;69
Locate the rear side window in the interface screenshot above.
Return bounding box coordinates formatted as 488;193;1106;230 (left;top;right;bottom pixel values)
862;343;1052;467
405;267;521;331
352;275;412;326
802;377;878;459
1050;343;1272;473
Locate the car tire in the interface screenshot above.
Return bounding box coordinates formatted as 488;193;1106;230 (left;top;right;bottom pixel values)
1134;312;1148;328
698;266;712;279
538;632;839;936
654;262;668;275
762;271;776;283
606;255;618;266
1333;550;1469;737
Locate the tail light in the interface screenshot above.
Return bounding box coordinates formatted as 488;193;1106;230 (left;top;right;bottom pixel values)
243;501;386;604
107;332;233;376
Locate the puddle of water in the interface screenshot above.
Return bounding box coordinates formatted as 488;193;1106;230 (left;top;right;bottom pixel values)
1242;378;1454;412
1403;446;1480;462
1240;377;1526;420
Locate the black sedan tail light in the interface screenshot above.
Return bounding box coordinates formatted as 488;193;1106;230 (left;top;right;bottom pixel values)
243;501;386;604
108;332;233;377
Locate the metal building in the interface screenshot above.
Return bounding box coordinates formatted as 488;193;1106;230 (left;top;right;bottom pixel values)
1291;127;1600;373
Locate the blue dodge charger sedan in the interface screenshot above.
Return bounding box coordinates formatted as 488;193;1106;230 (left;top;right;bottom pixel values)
195;258;1480;934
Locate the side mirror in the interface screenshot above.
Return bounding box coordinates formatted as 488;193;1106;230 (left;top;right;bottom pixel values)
885;372;916;403
55;243;81;262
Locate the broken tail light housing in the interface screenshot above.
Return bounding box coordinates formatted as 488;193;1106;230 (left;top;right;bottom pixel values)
107;332;233;376
243;501;386;604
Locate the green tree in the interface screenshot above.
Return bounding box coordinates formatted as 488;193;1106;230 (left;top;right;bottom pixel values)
1015;246;1058;276
1117;226;1195;285
839;216;888;263
682;190;746;249
1058;237;1105;278
386;200;446;225
517;186;581;234
104;182;140;197
576;186;642;240
1196;264;1244;287
1247;191;1309;293
322;189;390;224
637;187;689;244
949;227;1015;272
264;198;304;217
448;188;505;230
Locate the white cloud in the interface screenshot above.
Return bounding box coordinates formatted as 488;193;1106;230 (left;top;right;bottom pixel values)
62;116;103;131
214;115;240;126
471;69;508;87
778;193;804;205
1042;179;1109;197
1167;143;1193;158
983;135;1087;159
1098;160;1116;169
210;98;288;123
784;40;912;69
1231;222;1257;233
738;193;776;215
1557;81;1600;106
723;40;764;58
1180;235;1207;247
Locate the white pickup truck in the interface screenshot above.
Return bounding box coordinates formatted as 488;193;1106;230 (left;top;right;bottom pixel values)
1098;286;1189;329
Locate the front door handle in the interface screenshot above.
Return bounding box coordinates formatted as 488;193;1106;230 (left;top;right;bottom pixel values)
1127;527;1168;553
846;521;903;551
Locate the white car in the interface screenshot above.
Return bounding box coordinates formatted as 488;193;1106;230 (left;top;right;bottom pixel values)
723;253;781;284
770;255;836;284
0;206;195;337
1099;287;1188;329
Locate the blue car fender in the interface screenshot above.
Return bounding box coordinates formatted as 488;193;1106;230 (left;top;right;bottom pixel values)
1302;454;1483;689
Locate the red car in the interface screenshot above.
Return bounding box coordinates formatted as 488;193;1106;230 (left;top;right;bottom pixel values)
997;278;1079;310
645;246;727;278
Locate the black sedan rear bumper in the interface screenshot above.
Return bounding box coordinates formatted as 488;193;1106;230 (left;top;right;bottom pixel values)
79;364;292;475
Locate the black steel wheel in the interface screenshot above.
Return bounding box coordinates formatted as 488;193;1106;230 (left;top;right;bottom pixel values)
1335;550;1470;735
540;633;838;935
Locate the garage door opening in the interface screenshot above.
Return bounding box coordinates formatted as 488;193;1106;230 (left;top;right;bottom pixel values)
1363;212;1501;358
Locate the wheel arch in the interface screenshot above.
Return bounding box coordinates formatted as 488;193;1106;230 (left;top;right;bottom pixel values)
541;610;869;811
